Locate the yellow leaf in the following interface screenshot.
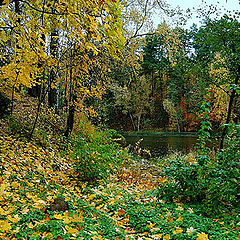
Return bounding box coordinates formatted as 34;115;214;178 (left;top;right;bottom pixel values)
176;215;183;221
7;215;20;223
163;234;170;240
88;194;96;200
11;181;20;188
0;183;8;192
197;232;209;240
66;225;79;235
0;220;12;232
63;217;72;224
21;207;29;214
3;0;10;4
92;235;103;240
96;204;104;210
0;207;8;215
28;222;34;229
71;213;83;223
173;227;183;234
147;222;156;228
152;233;163;238
53;214;63;220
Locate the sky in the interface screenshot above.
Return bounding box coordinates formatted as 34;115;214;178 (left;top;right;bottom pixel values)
154;0;240;28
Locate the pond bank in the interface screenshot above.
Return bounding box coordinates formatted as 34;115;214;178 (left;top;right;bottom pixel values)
121;131;198;136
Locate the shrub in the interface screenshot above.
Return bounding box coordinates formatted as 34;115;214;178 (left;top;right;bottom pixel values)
65;120;127;183
204;124;240;212
158;156;205;203
158;124;240;215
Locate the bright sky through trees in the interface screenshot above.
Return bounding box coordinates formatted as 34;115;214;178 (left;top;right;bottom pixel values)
154;0;240;28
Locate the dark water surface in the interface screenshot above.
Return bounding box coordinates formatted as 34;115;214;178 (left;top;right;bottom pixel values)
123;133;198;157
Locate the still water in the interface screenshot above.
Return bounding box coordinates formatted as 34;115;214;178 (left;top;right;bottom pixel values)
123;133;198;158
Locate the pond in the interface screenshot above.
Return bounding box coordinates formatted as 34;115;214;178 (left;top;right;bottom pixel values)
122;132;198;158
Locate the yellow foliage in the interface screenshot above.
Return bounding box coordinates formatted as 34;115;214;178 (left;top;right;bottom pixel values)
163;99;178;131
209;86;230;125
0;0;124;118
196;232;209;240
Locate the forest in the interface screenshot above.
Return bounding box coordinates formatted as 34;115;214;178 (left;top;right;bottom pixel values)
0;0;239;239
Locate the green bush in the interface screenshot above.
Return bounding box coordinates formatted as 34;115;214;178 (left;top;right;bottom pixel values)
204;125;240;212
66;127;127;183
158;125;240;215
158;157;205;203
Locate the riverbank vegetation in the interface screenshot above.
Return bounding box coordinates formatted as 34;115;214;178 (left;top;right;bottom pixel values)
0;0;239;239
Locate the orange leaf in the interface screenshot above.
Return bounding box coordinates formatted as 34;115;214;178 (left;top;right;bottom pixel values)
45;214;51;221
166;217;174;222
117;209;125;216
76;225;83;231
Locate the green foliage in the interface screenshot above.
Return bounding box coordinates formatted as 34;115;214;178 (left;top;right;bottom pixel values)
193;15;240;73
7;115;32;136
158;124;240;215
196;91;212;165
159;157;205;203
66;124;127;183
204;124;240;212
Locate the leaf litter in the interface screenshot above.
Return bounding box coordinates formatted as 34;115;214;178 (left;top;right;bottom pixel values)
0;134;239;239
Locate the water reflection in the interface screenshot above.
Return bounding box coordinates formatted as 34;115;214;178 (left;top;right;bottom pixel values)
123;133;198;157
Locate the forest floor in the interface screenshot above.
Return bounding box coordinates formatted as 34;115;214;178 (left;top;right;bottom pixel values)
0;96;239;239
0;132;239;240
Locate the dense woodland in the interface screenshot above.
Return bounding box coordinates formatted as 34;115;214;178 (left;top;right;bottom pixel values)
0;0;239;239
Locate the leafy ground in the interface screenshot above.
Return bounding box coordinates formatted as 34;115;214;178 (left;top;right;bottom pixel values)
0;134;239;240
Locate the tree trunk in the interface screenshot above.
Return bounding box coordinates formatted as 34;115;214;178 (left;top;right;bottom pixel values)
137;114;141;131
220;64;240;149
29;71;48;139
64;66;75;138
64;104;75;138
48;29;58;109
129;111;136;131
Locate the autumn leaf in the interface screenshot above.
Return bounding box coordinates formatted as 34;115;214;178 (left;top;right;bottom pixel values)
45;214;51;221
197;232;209;240
53;213;64;220
21;207;29;214
7;215;20;223
173;227;183;234
0;220;12;232
176;215;183;221
152;233;163;238
65;225;79;235
166;217;174;222
163;234;171;240
117;209;125;216
28;222;35;229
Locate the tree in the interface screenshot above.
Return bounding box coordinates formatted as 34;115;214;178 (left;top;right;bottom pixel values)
192;15;240;148
0;0;124;137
